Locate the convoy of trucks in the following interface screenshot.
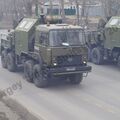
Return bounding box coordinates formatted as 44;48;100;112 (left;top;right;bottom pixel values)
1;14;120;88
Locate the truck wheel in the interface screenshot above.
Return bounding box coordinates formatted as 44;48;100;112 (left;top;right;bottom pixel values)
87;47;91;61
24;60;34;82
7;53;16;72
118;56;120;67
69;74;83;84
1;50;7;68
91;48;103;65
33;64;48;88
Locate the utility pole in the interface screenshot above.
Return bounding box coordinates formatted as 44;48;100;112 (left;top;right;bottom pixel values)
49;0;53;18
107;0;112;17
60;0;65;23
13;0;19;28
81;0;86;17
35;0;39;16
14;0;18;20
76;0;80;25
39;0;44;14
26;1;32;16
80;0;87;26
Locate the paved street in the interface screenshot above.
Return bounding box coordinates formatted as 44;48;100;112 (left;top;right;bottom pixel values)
0;59;120;120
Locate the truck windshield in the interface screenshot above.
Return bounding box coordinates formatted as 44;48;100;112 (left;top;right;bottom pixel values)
49;29;84;47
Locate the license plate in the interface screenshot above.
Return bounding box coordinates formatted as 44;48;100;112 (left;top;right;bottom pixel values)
66;67;76;71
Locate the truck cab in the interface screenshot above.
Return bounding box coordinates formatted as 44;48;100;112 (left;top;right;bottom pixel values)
32;24;92;87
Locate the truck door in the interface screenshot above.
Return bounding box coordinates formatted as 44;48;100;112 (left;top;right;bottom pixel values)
39;32;49;62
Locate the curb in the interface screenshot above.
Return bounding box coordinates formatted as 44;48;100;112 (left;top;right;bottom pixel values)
0;91;43;120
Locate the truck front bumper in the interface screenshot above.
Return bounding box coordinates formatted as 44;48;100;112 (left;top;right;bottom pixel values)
48;65;92;76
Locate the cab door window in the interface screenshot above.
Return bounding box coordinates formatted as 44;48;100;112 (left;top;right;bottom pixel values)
39;32;48;46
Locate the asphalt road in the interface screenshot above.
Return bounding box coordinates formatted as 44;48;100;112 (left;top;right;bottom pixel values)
0;59;120;120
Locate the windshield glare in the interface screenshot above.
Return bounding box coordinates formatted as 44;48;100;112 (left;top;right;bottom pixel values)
49;29;84;47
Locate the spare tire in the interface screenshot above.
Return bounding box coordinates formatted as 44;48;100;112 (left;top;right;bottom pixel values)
91;47;103;65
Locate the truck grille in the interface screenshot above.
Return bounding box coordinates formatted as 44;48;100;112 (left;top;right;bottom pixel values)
56;55;82;66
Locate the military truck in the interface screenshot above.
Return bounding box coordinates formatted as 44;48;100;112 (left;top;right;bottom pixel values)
86;16;120;67
1;18;91;88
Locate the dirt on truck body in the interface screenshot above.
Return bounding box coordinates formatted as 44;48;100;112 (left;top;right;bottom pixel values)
1;18;92;88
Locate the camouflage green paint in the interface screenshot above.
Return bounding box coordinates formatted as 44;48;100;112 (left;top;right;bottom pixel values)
105;16;120;49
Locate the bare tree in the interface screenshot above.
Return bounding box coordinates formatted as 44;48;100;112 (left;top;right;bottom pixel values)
81;0;86;17
60;0;65;22
75;0;80;25
26;1;32;16
80;0;89;26
49;0;53;18
101;0;120;19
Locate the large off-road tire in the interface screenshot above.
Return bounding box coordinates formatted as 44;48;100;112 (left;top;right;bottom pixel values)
1;50;7;68
69;74;83;84
33;64;48;88
91;47;103;65
6;52;16;72
87;47;91;62
118;56;120;67
24;60;34;82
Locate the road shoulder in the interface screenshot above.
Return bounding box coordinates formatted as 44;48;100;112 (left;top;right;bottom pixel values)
0;90;40;120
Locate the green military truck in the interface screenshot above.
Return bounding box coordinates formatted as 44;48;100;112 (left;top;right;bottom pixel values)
86;16;120;67
1;18;91;88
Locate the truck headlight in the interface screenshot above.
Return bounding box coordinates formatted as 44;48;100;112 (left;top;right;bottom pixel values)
82;56;87;65
83;61;87;64
53;57;57;66
53;63;57;66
